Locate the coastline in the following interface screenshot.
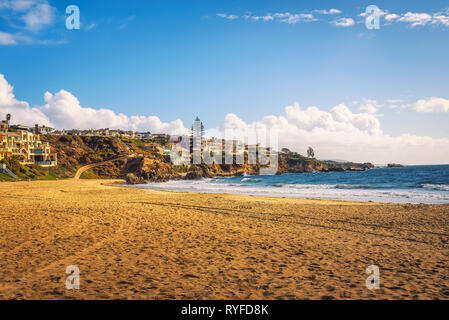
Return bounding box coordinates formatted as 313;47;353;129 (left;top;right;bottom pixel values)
1;179;448;299
126;166;449;204
127;180;449;205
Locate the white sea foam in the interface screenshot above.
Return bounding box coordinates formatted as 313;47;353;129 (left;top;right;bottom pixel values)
421;184;449;191
129;179;449;204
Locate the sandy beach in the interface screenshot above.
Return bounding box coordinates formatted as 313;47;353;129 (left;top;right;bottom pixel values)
0;179;448;300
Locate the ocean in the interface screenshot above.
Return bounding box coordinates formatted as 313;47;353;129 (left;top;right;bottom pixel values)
132;165;449;204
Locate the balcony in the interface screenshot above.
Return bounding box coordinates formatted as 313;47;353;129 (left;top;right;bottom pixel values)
35;161;57;167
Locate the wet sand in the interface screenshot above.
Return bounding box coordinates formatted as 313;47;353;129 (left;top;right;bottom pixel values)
0;179;448;300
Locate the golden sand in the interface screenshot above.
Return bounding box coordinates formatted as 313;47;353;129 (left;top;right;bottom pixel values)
0;179;448;300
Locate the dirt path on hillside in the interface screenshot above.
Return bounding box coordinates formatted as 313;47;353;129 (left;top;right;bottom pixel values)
74;154;134;180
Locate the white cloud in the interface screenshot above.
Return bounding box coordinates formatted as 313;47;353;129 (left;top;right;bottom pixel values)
216;8;446;29
383;11;449;28
331;17;355;27
0;31;17;44
274;13;316;24
0;0;35;11
432;13;449;26
413;97;449;113
240;12;316;24
2;74;449;164
217;13;239;20
0;31;65;45
217;102;449;165
0;74;52;126
20;1;55;32
358;9;449;28
313;9;341;15
358;99;383;114
385;13;400;21
386;99;403;104
217;9;342;25
0;0;60;44
328;9;341;14
398;12;432;27
231;8;341;25
0;74;188;134
84;23;97;31
386;97;449;112
390;103;411;110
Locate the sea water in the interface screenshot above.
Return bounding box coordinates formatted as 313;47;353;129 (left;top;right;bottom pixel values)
132;165;449;204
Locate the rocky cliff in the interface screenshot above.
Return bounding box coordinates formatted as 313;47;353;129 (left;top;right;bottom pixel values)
123;152;374;184
1;135;373;182
123;157;262;184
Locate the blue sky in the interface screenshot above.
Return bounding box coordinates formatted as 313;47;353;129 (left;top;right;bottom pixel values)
1;0;449;163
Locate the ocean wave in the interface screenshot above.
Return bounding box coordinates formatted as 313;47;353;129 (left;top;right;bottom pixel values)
273;183;284;188
281;184;336;190
130;179;449;204
334;184;392;190
130;165;449;204
420;184;449;191
241;177;261;182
